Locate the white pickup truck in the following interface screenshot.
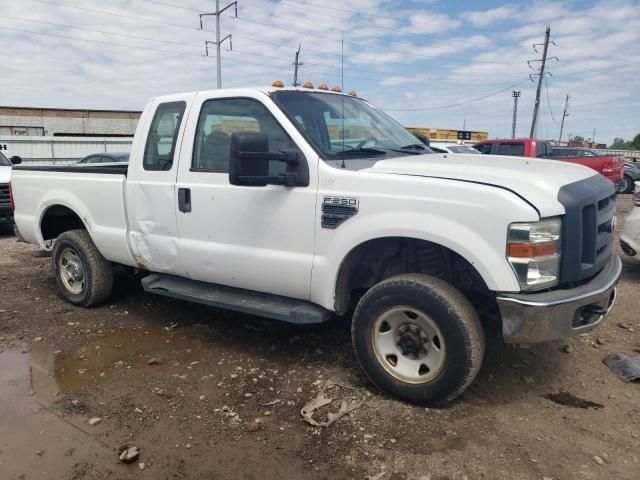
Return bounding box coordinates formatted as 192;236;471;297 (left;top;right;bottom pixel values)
11;84;621;405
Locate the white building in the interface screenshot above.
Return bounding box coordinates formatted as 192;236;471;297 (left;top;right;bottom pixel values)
0;106;141;137
0;106;141;165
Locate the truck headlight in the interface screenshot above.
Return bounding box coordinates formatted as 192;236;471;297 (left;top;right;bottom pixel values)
507;218;561;291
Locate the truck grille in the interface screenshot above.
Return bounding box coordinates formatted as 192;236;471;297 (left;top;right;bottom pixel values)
558;175;616;284
0;184;9;208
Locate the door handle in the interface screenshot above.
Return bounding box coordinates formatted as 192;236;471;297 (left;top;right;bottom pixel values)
178;188;191;213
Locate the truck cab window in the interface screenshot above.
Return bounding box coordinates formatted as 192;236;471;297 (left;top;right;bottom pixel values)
474;143;492;154
497;143;525;156
143;101;186;171
192;98;295;174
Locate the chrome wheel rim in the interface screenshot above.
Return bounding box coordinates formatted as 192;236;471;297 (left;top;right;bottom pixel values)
58;248;86;295
617;178;630;193
371;306;446;384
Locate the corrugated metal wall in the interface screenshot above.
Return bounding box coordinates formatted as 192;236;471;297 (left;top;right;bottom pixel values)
0;136;133;165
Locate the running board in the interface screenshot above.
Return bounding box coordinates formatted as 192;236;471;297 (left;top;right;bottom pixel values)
141;274;331;325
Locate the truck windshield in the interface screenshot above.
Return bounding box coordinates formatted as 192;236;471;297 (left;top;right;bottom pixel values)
272;91;430;160
0;152;10;167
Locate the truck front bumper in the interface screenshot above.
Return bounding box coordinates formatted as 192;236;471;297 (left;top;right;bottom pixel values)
496;255;621;344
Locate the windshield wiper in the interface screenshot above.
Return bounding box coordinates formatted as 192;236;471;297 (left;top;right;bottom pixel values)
399;143;428;150
335;147;388;156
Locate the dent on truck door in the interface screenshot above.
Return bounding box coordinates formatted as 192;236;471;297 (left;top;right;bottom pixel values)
174;94;317;300
125;100;189;274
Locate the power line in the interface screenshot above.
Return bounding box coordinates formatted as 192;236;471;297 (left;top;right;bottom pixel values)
383;80;529;111
544;76;557;123
31;0;525;70
245;2;478;47
0;24;205;57
0;14;202;48
0;24;294;73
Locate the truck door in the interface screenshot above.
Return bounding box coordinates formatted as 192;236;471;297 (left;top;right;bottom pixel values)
174;92;318;300
125;96;192;275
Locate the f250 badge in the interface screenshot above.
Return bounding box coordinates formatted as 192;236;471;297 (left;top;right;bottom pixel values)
321;197;359;229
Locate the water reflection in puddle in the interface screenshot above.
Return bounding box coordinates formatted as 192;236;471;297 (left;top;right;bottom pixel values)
30;326;191;398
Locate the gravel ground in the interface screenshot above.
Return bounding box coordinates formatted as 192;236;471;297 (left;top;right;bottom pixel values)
1;196;639;480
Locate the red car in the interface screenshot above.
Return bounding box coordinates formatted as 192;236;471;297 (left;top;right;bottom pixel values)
473;139;624;186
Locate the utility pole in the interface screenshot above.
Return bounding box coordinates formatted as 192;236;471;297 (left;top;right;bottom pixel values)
528;26;558;138
200;0;238;89
292;44;303;87
592;128;596;147
511;91;521;139
558;94;570;143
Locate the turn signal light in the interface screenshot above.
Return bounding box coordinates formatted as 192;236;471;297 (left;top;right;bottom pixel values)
303;81;314;89
508;241;558;258
272;80;285;87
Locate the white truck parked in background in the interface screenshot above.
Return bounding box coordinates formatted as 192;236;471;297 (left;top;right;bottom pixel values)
10;84;621;405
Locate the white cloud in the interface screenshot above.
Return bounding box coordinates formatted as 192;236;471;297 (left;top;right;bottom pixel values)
461;5;520;27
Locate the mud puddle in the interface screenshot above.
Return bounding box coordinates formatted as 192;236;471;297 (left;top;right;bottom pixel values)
0;348;114;480
30;326;193;399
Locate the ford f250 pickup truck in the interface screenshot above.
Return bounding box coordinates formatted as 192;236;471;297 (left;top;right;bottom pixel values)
10;84;621;405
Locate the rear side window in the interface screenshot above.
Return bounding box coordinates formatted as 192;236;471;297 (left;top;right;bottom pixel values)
192;97;295;174
552;149;575;157
143;101;186;171
474;143;492;154
497;143;525;156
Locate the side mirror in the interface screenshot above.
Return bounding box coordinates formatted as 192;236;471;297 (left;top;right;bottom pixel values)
229;131;309;187
10;156;22;165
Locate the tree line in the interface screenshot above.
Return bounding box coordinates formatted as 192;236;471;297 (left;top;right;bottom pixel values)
609;134;640;150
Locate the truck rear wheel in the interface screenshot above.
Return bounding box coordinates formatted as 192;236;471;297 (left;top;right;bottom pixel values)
52;229;113;307
351;274;485;405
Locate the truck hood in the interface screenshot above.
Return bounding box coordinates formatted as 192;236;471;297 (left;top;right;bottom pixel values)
0;166;11;184
363;153;597;216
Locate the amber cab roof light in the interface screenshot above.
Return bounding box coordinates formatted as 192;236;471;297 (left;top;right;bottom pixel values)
331;85;342;92
347;90;357;96
272;80;285;87
303;81;314;89
318;83;329;90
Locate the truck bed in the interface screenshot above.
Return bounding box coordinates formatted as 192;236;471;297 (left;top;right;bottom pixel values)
11;164;133;266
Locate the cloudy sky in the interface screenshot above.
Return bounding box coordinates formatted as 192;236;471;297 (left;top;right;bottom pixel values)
0;0;638;144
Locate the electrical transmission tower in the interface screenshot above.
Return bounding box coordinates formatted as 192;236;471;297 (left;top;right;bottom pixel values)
511;91;521;139
528;26;558;138
200;0;238;89
558;94;570;142
292;44;303;87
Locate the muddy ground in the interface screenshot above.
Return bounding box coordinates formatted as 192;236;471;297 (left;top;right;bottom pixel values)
1;197;639;480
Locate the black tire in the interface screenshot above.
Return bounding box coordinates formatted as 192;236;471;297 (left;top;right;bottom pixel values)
52;229;113;307
617;175;634;194
351;273;485;405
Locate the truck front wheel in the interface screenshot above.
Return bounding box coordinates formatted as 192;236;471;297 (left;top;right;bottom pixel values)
351;274;485;405
52;229;113;307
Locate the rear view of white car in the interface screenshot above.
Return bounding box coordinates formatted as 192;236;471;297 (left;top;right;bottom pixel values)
429;143;480;154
